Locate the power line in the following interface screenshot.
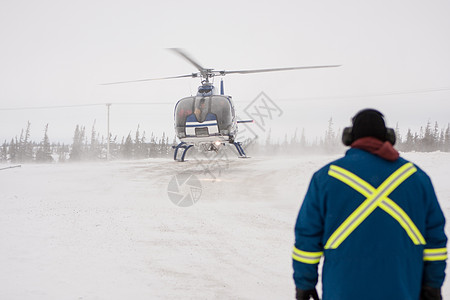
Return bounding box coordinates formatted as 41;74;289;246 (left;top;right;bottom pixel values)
0;102;172;111
275;87;450;103
0;103;105;111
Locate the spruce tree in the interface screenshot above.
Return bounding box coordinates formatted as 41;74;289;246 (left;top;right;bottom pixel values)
300;129;307;150
70;125;84;161
422;121;434;152
1;141;7;162
324;118;338;152
291;128;298;146
444;124;450;152
152;132;159;158
24;121;33;162
134;125;145;159
9;138;17;162
160;132;166;156
36;124;53;162
395;123;402;148
17;129;24;162
57;143;66;162
434;122;440;149
404;129;414;152
122;133;133;159
90;121;100;160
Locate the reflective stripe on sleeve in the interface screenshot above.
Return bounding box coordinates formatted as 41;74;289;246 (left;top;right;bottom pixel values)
292;246;323;264
424;248;448;261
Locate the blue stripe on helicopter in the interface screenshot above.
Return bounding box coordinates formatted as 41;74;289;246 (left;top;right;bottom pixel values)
186;113;217;122
185;122;218;128
185;133;222;137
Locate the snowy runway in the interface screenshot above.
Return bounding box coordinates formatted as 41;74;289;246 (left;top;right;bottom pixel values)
1;153;449;299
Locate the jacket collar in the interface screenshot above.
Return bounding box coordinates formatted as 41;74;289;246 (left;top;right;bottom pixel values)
351;137;399;161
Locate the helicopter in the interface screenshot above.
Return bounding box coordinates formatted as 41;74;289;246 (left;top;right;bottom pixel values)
103;48;340;161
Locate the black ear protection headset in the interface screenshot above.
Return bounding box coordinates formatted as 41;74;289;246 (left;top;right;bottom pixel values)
342;109;396;146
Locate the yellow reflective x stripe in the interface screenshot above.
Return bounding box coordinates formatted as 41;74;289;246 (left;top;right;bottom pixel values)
292;246;323;264
325;163;425;249
378;199;425;245
424;248;448;261
327;164;424;247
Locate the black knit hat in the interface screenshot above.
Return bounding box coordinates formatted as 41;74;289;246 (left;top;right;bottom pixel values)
352;109;387;141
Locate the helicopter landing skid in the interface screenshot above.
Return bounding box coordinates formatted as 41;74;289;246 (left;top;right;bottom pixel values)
173;142;194;162
233;142;248;158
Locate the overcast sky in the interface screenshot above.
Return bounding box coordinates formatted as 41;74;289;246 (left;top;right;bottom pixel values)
1;0;449;143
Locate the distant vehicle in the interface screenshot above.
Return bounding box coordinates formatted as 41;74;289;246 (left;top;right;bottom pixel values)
103;48;340;161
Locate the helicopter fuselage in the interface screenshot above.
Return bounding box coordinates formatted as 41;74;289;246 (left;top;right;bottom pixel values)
174;87;238;148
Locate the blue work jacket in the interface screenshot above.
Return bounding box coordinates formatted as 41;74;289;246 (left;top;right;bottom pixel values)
293;148;447;300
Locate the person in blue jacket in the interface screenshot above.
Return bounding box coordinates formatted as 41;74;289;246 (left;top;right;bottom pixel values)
293;109;447;300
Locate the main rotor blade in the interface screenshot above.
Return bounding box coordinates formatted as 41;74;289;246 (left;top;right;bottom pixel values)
219;65;341;75
168;48;206;73
101;74;196;85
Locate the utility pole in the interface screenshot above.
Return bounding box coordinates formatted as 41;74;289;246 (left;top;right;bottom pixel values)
106;103;111;160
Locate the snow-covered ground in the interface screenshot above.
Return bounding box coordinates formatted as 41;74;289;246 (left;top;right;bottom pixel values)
1;152;449;299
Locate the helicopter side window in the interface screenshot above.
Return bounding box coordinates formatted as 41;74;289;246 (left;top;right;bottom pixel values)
175;97;195;127
210;96;232;130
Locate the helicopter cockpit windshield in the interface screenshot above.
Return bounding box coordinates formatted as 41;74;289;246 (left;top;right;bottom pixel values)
174;96;234;138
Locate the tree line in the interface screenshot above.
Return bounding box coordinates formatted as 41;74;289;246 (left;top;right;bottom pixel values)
247;119;450;155
1;119;449;163
1;122;176;163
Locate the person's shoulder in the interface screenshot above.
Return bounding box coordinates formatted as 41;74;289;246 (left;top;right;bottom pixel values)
398;156;432;182
397;156;423;172
312;156;346;179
